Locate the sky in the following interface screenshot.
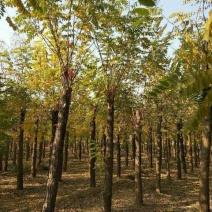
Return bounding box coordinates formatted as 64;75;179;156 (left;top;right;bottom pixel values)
0;1;204;46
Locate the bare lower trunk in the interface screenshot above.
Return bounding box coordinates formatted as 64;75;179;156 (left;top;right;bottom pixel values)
199;110;212;212
116;134;121;178
38;141;43;167
0;148;3;171
178;119;187;174
124;134;128;167
102;133;106;158
189;132;193;173
78;136;82;161
131;135;136;167
103;91;115;212
194;135;198;168
49;110;59;164
90;106;98;187
31;118;39;178
165;137;171;183
17;108;26;190
4;140;10;171
149;126;153;168
134;110;143;205
176;122;182;180
63;131;69;172
42;87;71;212
156;115;162;193
13;139;17;165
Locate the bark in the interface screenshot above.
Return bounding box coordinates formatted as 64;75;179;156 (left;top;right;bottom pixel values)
63;131;69;172
102;133;106;158
173;139;177;159
86;137;89;154
199;111;212;212
49;110;59;163
149;126;153;168
58;119;69;182
43;140;46;159
131;134;136;167
31;118;39;178
165;137;171;183
13;139;17;165
178;119;187;174
156;115;162;193
90;106;97;187
38;140;43;167
124;135;129;167
78;136;82;161
176;122;182;180
10;141;13;159
194;135;198;168
42;86;72;212
17;108;26;190
188;132;193;173
134;110;143;205
4;140;10;171
73;136;77;157
116;134;121;178
38;133;44;166
103;90;115;212
0;148;3;171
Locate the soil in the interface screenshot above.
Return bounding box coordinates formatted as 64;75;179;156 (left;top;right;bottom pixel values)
0;154;206;212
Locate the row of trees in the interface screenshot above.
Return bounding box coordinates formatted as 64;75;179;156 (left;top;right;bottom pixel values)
0;0;212;211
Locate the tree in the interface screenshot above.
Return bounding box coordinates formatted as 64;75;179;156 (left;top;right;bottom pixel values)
150;2;212;210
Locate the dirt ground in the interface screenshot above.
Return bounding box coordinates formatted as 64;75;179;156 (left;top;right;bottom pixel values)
0;155;207;211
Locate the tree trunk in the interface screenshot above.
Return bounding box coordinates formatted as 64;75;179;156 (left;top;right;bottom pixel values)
131;134;136;167
42;86;72;212
103;90;115;212
49;109;59;163
31;118;39;178
63;131;69;172
78;136;82;161
176;122;182;180
38;136;43;167
4;140;10;171
90;106;98;187
124;134;129;167
149;126;153;168
58;117;69;182
178;119;187;174
199;110;212;212
188;132;193;173
156;115;162;193
17;108;26;190
165;137;171;183
13;139;17;165
0;148;3;171
43;140;46;159
102;133;106;158
116;134;121;178
194;134;198;168
134;110;143;205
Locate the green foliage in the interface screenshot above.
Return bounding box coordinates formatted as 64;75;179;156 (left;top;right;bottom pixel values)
204;10;212;41
138;0;155;7
133;8;149;16
88;139;98;160
0;0;5;18
149;9;212;128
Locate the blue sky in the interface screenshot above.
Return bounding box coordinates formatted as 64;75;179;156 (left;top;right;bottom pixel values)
0;1;200;46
